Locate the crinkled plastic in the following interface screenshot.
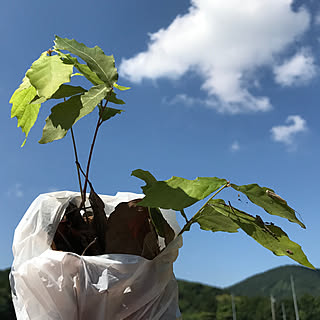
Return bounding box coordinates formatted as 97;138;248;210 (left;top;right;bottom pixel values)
10;191;183;320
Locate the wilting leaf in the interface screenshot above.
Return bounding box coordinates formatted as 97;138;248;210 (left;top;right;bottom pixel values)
105;200;160;259
203;199;314;268
54;36;118;88
26;52;73;99
231;183;305;228
10;77;40;146
149;207;175;246
132;169;227;210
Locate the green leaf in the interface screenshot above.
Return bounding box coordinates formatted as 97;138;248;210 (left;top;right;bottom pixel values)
204;199;314;269
50;84;87;99
99;106;123;123
114;83;130;91
108;91;125;105
10;77;41;147
26;52;73;99
39;95;82;143
30;84;86;105
132;169;157;188
132;170;227;210
54;36;118;87
231;183;305;228
81;83;111;113
39;84;110;143
56;51;104;86
195;199;240;233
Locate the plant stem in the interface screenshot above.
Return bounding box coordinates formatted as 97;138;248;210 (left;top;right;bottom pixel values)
180;209;189;224
178;182;230;236
71;127;83;202
80;89;113;207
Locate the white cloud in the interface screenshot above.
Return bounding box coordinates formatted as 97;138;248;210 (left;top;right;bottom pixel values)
120;0;310;113
270;115;307;146
230;141;240;152
6;183;24;198
273;49;317;86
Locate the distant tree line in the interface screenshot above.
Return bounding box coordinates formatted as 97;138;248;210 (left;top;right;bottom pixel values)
178;280;320;320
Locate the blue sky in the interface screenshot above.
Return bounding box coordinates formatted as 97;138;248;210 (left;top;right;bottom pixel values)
1;0;320;287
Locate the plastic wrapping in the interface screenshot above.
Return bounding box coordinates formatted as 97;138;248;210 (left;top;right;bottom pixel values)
10;191;183;320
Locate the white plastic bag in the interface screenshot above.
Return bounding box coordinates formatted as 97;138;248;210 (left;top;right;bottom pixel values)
10;191;183;320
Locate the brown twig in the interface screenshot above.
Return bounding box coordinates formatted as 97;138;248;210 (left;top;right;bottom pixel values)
81;237;98;256
71;127;83;203
80;89;113;208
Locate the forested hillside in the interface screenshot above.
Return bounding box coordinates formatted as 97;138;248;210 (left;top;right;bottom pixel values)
228;265;320;298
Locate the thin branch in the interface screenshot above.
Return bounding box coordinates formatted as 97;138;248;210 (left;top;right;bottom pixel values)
71;127;83;202
180;209;189;224
81;237;98;256
80;89;113;208
178;182;230;236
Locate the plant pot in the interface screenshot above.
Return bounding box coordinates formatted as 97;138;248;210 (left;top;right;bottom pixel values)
10;191;183;320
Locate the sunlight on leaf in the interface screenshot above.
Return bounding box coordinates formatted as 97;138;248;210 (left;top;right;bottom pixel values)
132;170;227;210
195;199;239;233
9;77;41;146
56;51;104;86
114;83;130;91
39;84;111;143
26;52;73;99
231;183;305;228
54;36;118;88
202;199;314;268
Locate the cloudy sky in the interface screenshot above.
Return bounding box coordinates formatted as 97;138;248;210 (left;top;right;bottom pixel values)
1;0;320;287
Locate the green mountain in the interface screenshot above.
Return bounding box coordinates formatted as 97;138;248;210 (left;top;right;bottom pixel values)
227;265;320;298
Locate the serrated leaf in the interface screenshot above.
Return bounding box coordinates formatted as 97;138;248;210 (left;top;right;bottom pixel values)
56;51;104;86
132;170;227;210
114;83;130;91
231;183;305;228
50;84;87;99
148;207;175;246
205;199;314;268
98;106;123;123
195;199;239;233
54;36;118;87
10;77;41;147
26;52;73;99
